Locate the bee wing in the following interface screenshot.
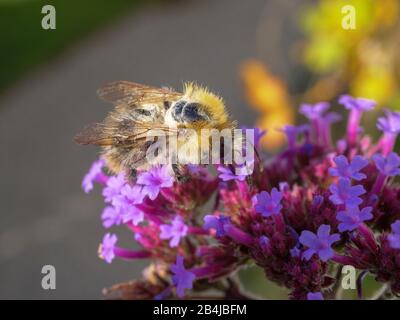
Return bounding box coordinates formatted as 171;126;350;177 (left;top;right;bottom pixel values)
74;123;114;146
74;122;177;146
97;81;182;106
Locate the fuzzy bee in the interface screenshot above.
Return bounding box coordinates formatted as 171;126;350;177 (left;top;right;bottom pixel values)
75;81;238;180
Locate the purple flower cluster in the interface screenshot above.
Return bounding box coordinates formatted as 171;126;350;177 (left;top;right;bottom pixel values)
82;95;400;300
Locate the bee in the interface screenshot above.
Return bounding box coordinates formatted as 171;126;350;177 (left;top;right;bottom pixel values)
75;81;237;180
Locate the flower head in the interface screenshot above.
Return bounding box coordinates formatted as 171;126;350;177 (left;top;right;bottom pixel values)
203;215;230;237
336;206;373;232
82;159;105;193
339;95;376;111
307;292;324;300
99;233;117;264
377;110;400;134
254;188;283;217
329;178;366;206
388;220;400;249
160;216;188;247
120;184;146;205
259;235;270;249
101;206;123;228
373;153;400;177
300;102;330;120
137;165;174;200
102;173;126;203
278;124;309;147
171;255;196;297
122;205;144;226
217;165;248;181
299;224;340;261
328;155;368;181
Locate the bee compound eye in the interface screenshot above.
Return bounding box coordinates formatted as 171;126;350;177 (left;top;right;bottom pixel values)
182;103;204;122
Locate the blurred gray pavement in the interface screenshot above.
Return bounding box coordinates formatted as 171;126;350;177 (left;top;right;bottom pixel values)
0;0;303;298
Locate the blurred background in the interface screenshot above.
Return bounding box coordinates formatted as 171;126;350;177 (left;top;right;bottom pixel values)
0;0;398;299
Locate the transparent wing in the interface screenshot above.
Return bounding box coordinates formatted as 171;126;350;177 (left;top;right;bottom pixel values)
74;122;177;146
97;81;182;106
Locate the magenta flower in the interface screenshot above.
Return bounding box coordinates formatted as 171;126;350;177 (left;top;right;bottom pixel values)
322;112;342;124
99;233;117;264
377;110;400;134
329;178;366;206
299;224;340;261
101;206;123;228
171;255;196;297
160;216;188;247
82;159;106;193
259;235;270;250
328;155;368;181
136;165;174;200
120;184;146;205
307;292;324;300
254;188;283;217
300;102;330;120
122;205;144;226
336;206;373;232
278;124;309;148
203;215;230;237
339;95;376;111
388;220;400;249
373;153;400;177
290;246;301;258
217;165;247;181
102;173;126;203
82;94;400;300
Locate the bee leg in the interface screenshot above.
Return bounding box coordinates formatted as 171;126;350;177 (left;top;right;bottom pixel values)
245;175;254;188
172;164;188;183
126;168;137;183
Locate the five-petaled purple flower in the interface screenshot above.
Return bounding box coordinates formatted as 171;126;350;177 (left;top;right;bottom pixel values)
122;205;144;226
160;216;188;247
307;292;324;300
300;102;330;120
217;165;249;182
388;220;400;249
278;125;309;148
203;215;230;237
328;155;368;181
171;255;196;297
377;110;400;134
99;233;118;264
120;184;146;205
102;173;126;203
101;206;123;228
137;165;174;200
373;153;400;177
299;224;340;261
106;184;145;226
336;206;373;232
82;159;106;193
329;178;366;206
339;95;376;111
254;188;283;217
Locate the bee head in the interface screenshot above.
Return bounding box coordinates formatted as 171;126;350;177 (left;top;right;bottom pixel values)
171;82;234;130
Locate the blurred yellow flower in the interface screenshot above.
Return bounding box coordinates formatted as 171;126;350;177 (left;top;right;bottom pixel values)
300;0;400;109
